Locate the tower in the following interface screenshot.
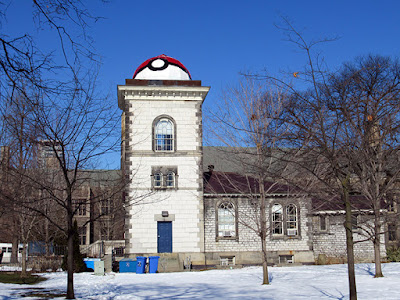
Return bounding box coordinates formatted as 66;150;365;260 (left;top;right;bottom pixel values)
118;55;209;264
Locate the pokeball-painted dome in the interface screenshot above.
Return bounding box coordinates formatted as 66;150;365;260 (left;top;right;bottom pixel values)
133;54;192;80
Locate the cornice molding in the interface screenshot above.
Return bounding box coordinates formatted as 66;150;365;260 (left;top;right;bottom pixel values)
118;85;210;109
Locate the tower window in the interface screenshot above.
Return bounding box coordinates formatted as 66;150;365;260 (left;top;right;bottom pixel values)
151;166;178;190
166;172;175;188
154;172;163;188
154;118;174;151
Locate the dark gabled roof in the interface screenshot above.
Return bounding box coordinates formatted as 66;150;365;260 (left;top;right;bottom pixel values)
311;194;388;212
203;171;297;195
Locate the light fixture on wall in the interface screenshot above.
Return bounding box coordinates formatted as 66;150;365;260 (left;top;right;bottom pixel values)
162;211;169;217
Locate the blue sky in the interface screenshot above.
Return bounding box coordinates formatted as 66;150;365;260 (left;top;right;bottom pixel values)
4;0;400;168
90;0;399;111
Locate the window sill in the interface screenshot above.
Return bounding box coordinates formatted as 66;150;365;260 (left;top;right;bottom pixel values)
153;187;177;191
154;150;175;154
216;236;238;242
314;230;329;235
271;235;301;241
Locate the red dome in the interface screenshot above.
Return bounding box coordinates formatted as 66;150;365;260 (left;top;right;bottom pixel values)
133;54;192;80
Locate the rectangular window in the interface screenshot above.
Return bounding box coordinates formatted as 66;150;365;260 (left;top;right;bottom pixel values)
114;247;124;256
74;200;87;216
101;199;111;215
320;215;327;231
272;204;283;235
351;215;358;231
389;224;396;241
79;226;87;245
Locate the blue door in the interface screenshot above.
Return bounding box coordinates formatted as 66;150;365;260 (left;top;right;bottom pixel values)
157;221;172;253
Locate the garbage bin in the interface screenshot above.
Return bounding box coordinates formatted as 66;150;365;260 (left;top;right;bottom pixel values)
148;256;160;273
84;258;101;271
119;258;137;273
136;256;147;274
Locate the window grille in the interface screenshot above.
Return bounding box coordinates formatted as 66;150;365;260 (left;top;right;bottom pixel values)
286;204;298;236
218;202;235;237
166;172;175;188
155;119;174;151
272;204;283;235
154;172;163;188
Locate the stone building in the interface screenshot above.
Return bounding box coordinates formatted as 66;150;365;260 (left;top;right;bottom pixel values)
118;54;392;270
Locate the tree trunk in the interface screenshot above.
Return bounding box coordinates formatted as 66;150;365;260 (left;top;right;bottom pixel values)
66;194;75;299
373;214;383;278
21;243;27;278
11;235;18;264
45;212;50;256
261;236;269;285
343;183;357;300
259;175;269;285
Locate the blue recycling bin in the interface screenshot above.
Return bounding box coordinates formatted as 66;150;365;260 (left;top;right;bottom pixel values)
119;259;137;273
136;256;147;274
84;258;101;270
148;256;160;273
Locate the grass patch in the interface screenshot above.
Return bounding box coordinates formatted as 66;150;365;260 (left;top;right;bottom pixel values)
0;272;47;284
19;289;66;298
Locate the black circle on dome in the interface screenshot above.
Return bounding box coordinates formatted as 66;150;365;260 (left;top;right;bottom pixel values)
147;58;169;71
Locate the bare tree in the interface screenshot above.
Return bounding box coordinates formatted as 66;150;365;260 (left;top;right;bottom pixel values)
30;69;120;298
0;90;41;272
250;18;359;299
1;2;111;298
323;55;400;277
206;77;295;284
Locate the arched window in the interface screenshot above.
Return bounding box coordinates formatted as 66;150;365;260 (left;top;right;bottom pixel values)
272;203;283;235
286;204;298;236
154;172;163;188
218;202;236;237
154;118;174;151
166;172;175;188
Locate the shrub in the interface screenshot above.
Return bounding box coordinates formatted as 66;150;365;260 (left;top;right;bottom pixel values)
386;247;400;262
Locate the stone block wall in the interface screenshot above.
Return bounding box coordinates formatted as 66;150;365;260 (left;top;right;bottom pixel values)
204;196;314;264
312;214;386;263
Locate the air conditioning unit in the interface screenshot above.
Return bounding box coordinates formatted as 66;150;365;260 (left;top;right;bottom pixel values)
220;256;235;266
223;231;232;237
287;229;297;236
220;258;229;266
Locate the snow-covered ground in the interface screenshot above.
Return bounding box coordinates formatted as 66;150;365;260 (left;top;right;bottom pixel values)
1;263;400;299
